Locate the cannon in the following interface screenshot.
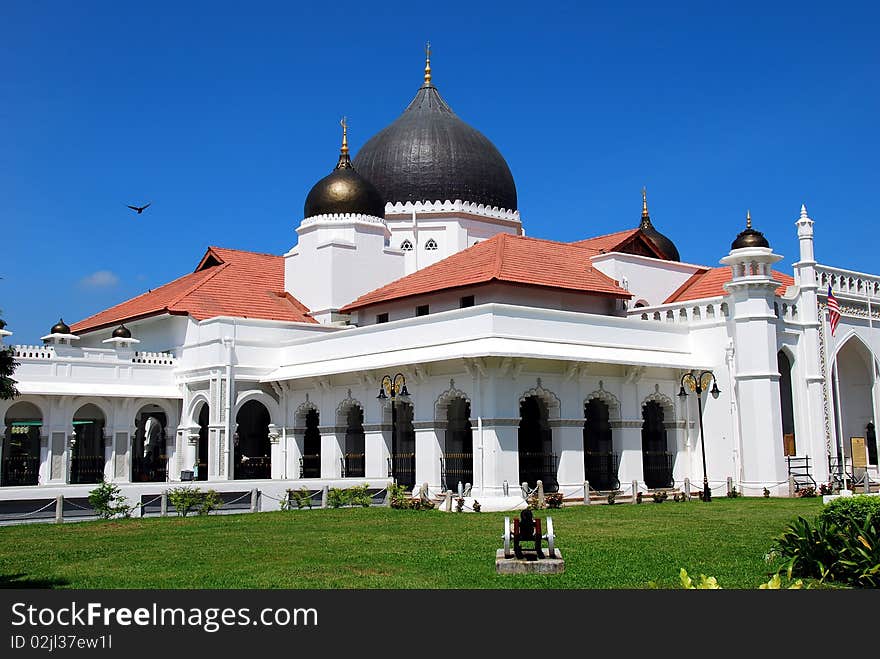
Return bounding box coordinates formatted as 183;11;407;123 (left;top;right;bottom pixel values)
502;509;556;560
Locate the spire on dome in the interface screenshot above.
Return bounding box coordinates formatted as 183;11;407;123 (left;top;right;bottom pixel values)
800;204;808;219
336;116;352;169
746;209;752;230
640;187;651;226
424;41;432;87
731;209;770;250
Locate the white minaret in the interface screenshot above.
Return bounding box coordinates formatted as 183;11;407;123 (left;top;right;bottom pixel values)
792;205;831;480
720;212;787;492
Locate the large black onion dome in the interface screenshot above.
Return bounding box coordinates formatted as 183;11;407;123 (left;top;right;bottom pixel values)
353;83;517;211
731;211;770;250
639;189;680;261
50;318;71;335
111;324;132;339
303;141;386;219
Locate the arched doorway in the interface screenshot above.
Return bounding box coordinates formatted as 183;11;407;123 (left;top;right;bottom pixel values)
195;403;209;481
234;400;271;480
518;396;557;491
71;403;106;484
642;401;673;489
3;401;42;486
299;408;321;478
778;351;797;455
391;401;415;489
342;405;365;478
443;397;473;491
584;398;619;490
832;338;875;473
133;405;168;482
868;422;877;467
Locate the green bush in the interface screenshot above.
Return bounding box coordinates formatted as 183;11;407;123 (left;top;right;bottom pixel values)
818;495;880;530
166;486;223;517
327;487;349;508
771;503;880;588
347;484;372;507
88;480;133;519
389;483;412;509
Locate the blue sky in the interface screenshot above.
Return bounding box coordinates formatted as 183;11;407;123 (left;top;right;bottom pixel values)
1;1;877;343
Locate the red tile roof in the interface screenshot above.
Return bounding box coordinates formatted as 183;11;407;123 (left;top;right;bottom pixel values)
71;247;315;334
340;233;631;312
572;228;666;258
664;267;794;303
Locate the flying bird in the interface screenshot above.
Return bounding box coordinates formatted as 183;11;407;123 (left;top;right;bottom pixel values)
127;202;151;214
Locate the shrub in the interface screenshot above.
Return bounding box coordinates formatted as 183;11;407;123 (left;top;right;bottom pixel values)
545;492;563;509
527;494;546;510
819;482;833;495
291;487;314;509
88;480;132;519
797;486;817;498
472;500;481;512
607;492;617;505
347;484;373;507
771;504;880;588
455;496;465;512
727;486;740;498
166;486;223;517
818;495;880;530
763;487;771;498
652;491;668;503
327;487;350;508
389;483;412;509
679;568;802;589
636;492;643;504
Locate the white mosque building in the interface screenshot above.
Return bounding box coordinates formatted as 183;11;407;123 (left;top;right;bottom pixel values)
1;53;878;507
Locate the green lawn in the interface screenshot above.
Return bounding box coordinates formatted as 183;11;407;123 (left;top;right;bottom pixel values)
0;497;824;589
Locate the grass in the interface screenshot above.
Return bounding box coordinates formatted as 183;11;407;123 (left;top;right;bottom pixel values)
0;497;824;589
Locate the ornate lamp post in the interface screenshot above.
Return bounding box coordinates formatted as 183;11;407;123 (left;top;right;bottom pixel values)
378;374;410;479
678;370;721;502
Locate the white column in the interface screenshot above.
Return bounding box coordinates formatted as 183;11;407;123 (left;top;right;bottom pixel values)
320;428;342;479
414;426;441;490
555;422;584;488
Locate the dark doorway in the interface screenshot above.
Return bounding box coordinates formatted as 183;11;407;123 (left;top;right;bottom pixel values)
642;401;673;489
71;404;106;485
133;408;167;482
196;404;209;481
443;398;473;490
301;408;321;478
778;351;796;455
868;422;877;467
2;402;42;487
518;396;558;491
235;400;271;480
584;398;619;490
391;401;415;489
343;406;365;478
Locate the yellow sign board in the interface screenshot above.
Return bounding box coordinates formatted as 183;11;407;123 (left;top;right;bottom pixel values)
851;437;868;468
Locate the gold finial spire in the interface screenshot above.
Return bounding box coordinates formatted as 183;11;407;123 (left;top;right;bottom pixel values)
746;209;752;230
424;41;432;85
340;116;349;155
642;187;649;219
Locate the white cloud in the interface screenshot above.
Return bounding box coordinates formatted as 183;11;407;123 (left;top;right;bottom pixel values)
79;270;119;288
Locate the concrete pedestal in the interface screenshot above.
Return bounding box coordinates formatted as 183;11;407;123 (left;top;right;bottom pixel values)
495;549;565;574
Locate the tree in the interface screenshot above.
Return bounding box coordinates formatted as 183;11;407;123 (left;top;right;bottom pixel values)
0;314;19;400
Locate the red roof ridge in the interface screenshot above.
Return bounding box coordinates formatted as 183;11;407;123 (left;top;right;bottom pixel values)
493;233;507;278
208;245;282;259
663;267;712;304
168;261;230;310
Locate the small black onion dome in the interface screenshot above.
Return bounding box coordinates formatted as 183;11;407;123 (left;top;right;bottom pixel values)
303;151;386;219
731;212;770;250
353;82;517;211
111;324;132;339
638;189;680;261
50;318;71;335
0;318;6;330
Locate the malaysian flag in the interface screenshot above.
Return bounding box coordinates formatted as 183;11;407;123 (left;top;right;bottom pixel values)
827;285;841;336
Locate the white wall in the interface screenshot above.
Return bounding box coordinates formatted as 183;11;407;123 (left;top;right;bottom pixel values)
592;253;705;308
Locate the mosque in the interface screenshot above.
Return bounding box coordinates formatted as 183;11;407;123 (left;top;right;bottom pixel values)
1;50;878;506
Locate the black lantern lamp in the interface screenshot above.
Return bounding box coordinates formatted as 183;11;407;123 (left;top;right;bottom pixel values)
678;370;721;502
377;373;409;400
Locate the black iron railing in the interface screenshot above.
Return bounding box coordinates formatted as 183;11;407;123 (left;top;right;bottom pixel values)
342;453;365;478
440;452;473;491
300;454;321;479
132;456;168;483
391;452;415;489
642;451;674;489
585;451;620;491
70;455;105;484
2;455;39;486
236;456;270;480
786;455;816;491
519;452;558;492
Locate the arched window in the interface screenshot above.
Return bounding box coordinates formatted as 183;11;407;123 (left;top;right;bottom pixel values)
400;239;413;251
424;238;438;251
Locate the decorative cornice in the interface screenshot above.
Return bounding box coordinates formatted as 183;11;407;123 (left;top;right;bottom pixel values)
384;199;521;222
300;213;388;228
